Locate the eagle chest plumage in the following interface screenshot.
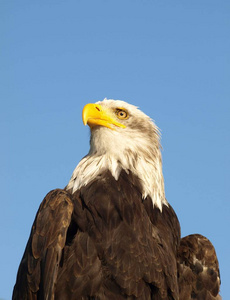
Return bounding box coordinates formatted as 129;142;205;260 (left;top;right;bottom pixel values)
54;170;180;299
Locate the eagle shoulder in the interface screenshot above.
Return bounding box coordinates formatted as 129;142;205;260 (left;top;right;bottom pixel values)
177;234;221;300
13;189;74;300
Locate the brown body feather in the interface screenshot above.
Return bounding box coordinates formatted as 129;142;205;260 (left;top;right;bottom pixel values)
13;171;221;299
177;234;221;300
13;171;180;299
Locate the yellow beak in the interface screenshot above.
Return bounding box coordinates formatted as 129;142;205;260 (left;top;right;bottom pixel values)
82;103;126;130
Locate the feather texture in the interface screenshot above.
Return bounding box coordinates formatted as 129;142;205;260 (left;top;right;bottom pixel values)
13;171;180;300
178;234;221;300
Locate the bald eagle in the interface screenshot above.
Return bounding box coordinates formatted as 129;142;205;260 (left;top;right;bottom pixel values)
13;99;221;300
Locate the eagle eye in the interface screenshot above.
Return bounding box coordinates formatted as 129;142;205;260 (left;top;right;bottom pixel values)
116;109;129;120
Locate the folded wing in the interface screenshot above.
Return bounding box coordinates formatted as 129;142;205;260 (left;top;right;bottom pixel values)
13;189;74;300
178;234;221;300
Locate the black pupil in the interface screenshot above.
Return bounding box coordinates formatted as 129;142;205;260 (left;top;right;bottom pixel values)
119;111;125;117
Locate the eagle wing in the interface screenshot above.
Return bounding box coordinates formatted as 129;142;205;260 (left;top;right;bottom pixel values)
177;234;221;300
12;189;74;300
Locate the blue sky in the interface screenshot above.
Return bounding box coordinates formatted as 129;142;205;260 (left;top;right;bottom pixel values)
1;1;229;299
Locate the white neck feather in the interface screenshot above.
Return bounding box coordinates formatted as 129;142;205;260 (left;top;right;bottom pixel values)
67;125;167;211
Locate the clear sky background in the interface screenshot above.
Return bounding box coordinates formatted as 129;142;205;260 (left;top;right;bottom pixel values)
1;1;229;299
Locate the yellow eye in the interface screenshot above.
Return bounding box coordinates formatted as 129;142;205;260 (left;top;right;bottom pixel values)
116;109;128;119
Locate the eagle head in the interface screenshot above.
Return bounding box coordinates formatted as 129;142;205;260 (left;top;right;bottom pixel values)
67;99;167;210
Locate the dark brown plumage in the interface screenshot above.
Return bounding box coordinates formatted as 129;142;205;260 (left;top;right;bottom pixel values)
13;99;221;299
13;172;180;299
178;234;221;300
